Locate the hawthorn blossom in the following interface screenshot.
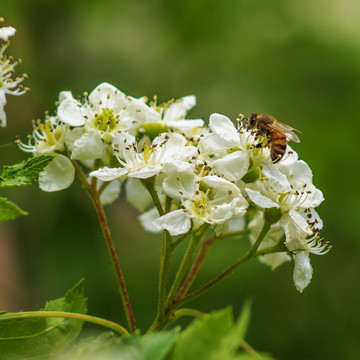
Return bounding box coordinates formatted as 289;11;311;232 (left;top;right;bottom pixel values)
140;95;204;138
17;115;75;191
152;163;248;235
201;113;297;183
0;38;28;127
246;160;328;292
0;23;16;41
90;131;197;181
57;82;158;160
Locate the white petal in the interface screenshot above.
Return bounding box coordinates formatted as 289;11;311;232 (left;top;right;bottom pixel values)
306;208;323;231
139;207;161;233
90;166;128;182
209;199;247;224
289;209;312;235
249;212;291;270
167;119;204;130
58;91;74;103
301;187;324;208
57;98;85;126
152;210;191;236
39;155;75;192
213;151;249;181
128;166;163;179
0;26;16;41
122;97;158;128
209;113;239;145
279;145;298;165
64;127;84;151
246;188;279;208
293;252;313;293
0;89;7;127
162;161;196;200
71;132;104;160
112;132;136;158
262;165;290;193
281;160;313;186
89;82;126;113
164;95;196;120
227;216;246;232
99;179;121;205
125;178;152;212
199;133;232;155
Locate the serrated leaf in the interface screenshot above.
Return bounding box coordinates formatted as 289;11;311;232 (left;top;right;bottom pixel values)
0;197;27;221
170;307;234;360
0;279;87;359
0;155;54;188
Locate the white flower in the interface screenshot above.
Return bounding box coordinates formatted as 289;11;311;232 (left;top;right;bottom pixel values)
246;159;328;292
0;42;27;127
249;212;291;270
38;154;75;192
200;114;298;182
98;179;121;205
0;26;16;41
125;178;152;212
90;132;196;181
17;115;75;192
17;115;68;155
141;95;204;137
152;172;248;236
57;83;158;159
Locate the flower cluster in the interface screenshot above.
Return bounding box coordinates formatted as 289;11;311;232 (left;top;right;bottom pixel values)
18;81;329;292
0;18;27;127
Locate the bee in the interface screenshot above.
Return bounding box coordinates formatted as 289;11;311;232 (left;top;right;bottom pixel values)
247;113;300;163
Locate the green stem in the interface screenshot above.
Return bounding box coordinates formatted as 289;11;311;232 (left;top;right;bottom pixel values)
172;220;272;308
166;224;209;309
145;308;206;334
172;308;206;321
174;236;216;302
216;228;250;240
240;339;263;359
157;229;173;321
72;160;136;333
141;178;164;216
0;311;129;336
170;233;189;250
255;237;287;257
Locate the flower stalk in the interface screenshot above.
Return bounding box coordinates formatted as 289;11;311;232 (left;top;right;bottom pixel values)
72;160;136;333
172;217;274;309
0;311;129;336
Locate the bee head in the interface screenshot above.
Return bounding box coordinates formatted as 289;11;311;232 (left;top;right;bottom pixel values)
248;113;258;129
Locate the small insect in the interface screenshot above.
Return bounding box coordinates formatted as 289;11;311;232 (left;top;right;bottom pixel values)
247;113;300;163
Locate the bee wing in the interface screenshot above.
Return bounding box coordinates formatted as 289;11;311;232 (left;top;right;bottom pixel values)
266;122;301;143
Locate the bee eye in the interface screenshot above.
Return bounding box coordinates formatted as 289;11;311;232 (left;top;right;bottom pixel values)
249;115;257;127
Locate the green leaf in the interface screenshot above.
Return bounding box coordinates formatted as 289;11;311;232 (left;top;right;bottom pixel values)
60;332;121;359
0;155;54;188
0;279;87;359
60;328;179;360
0;197;27;221
128;328;180;360
169;307;234;360
235;299;252;341
209;301;252;359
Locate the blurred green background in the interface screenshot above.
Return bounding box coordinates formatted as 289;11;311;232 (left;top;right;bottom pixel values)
1;0;360;359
